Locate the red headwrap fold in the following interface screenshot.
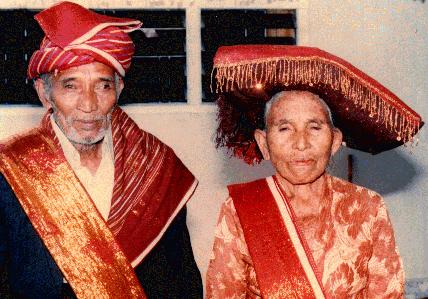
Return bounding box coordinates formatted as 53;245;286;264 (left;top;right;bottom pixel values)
28;1;142;78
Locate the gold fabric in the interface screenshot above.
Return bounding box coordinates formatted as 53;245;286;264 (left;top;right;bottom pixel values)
0;130;146;298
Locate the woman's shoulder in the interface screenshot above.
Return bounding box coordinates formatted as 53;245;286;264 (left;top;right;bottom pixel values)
329;175;384;208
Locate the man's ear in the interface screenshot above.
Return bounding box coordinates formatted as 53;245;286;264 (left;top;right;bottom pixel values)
254;129;270;161
116;76;124;99
331;128;343;156
34;79;52;110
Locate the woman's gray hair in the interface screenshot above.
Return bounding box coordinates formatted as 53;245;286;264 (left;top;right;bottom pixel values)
264;90;335;129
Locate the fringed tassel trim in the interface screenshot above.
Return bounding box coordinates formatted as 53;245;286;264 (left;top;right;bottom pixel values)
213;56;422;146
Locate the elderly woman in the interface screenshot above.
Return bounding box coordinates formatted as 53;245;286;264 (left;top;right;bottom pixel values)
206;45;423;298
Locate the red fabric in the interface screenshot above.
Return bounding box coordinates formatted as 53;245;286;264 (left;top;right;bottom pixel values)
108;108;197;263
34;1;139;48
27;1;142;78
229;179;321;298
39;107;197;264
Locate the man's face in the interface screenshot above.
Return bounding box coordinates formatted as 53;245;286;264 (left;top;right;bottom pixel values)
255;91;342;185
36;62;123;145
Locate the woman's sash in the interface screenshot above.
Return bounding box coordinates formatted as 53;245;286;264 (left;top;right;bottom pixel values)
0;129;146;298
229;176;325;299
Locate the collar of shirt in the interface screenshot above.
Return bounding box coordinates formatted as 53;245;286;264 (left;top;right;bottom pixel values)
50;115;115;220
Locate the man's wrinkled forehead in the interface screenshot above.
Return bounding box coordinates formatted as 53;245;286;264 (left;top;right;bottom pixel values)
54;62;116;80
41;62;116;83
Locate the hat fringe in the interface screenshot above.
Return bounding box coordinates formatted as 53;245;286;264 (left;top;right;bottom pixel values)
213;57;422;146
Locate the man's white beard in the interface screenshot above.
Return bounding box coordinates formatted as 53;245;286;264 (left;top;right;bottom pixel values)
52;107;112;146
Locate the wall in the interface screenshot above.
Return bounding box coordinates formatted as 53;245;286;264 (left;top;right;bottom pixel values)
0;0;427;289
304;0;428;280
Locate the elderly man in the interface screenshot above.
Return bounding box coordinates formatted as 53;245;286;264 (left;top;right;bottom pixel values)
206;45;423;298
0;2;202;298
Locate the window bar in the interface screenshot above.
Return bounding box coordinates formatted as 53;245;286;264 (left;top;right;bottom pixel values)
185;6;202;106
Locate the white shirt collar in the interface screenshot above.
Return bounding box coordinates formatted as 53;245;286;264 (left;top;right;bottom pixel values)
50;115;115;220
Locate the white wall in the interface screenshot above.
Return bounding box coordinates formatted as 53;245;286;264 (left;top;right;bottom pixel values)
304;0;428;280
0;0;427;289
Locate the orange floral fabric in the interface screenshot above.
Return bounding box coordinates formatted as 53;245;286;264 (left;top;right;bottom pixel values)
206;175;404;299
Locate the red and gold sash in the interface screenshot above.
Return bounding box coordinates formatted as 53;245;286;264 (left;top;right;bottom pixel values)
8;108;197;267
229;176;325;299
0;128;146;298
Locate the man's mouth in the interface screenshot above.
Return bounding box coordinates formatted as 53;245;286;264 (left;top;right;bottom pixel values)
75;119;102;130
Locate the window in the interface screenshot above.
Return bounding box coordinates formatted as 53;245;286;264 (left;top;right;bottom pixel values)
0;5;298;106
0;9;186;105
111;10;186;104
201;9;297;102
0;9;42;105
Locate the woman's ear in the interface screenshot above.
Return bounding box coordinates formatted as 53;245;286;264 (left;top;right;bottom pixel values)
254;129;270;161
331;128;343;156
34;79;52;110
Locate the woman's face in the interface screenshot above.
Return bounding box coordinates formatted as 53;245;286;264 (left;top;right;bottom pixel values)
255;91;342;185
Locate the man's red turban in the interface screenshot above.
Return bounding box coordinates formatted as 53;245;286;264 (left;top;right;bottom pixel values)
27;1;142;78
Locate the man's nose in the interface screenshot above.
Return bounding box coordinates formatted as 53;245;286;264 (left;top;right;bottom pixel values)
293;131;310;151
78;88;98;112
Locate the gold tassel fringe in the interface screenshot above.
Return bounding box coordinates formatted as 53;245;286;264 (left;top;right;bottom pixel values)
213;56;422;146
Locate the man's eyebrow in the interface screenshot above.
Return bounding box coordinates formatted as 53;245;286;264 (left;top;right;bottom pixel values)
59;77;76;84
99;76;115;82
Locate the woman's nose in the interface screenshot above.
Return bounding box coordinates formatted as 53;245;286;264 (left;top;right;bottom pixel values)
293;131;310;151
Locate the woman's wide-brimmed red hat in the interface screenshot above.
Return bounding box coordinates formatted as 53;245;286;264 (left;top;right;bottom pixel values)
212;45;424;164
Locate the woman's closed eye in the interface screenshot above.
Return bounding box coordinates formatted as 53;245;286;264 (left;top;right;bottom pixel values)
278;126;292;132
309;125;322;130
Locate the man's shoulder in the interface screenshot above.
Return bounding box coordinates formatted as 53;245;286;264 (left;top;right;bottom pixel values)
112;107;169;150
0;168;22;213
0;127;43;154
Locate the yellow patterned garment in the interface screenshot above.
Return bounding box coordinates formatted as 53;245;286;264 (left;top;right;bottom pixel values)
206;175;404;299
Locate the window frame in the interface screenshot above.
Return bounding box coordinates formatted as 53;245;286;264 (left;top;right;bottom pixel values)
0;0;308;114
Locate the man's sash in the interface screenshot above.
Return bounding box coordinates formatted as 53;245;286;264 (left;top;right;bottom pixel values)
229;176;325;299
106;107;198;266
0;129;146;298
